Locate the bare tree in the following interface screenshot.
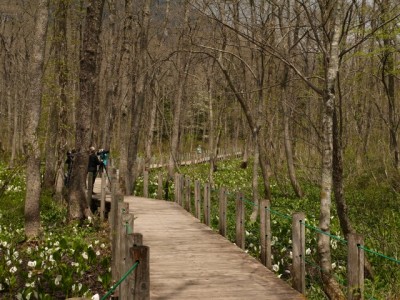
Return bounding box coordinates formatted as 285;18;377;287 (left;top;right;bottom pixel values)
24;0;49;238
68;0;105;220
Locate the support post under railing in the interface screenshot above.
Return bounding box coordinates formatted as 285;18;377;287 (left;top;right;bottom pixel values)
185;177;191;212
348;233;364;300
203;182;210;226
235;193;245;250
260;199;271;269
131;245;150;300
292;212;305;294
194;180;201;220
219;187;227;237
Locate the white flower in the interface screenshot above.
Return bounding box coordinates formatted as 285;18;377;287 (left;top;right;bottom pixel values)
100;243;105;248
82;252;88;260
245;231;250;236
13;251;19;259
306;248;311;255
55;275;62;285
10;266;17;273
331;239;338;250
94;240;99;245
72;284;76;291
28;271;32;278
78;283;82;291
96;251;100;256
54;241;59;246
6;260;11;266
289;251;293;259
91;294;100;300
272;264;279;272
331;262;337;269
25;282;35;288
28;261;37;267
49;255;55;262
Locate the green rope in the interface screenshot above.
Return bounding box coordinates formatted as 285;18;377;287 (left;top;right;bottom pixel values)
300;221;347;244
266;207;292;220
101;260;140;300
358;245;400;265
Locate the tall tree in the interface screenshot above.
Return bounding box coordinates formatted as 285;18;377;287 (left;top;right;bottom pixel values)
24;0;49;238
68;0;105;220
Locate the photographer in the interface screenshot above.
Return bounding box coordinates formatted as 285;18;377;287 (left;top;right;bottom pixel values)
97;149;109;174
88;146;101;193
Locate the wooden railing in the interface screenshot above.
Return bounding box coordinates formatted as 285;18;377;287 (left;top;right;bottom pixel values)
107;169;150;300
139;171;365;299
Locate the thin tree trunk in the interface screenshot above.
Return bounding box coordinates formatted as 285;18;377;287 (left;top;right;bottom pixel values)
167;2;190;180
125;0;151;195
318;2;345;298
24;0;49;238
118;0;133;194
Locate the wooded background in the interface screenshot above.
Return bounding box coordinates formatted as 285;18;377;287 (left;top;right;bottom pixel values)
0;1;399;298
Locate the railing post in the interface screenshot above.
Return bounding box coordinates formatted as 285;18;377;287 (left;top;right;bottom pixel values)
219;187;227;237
87;172;93;208
131;245;150;300
110;168;117;227
292;212;305;294
157;173;163;199
121;212;135;300
111;193;124;287
260;199;272;269
348;233;364;300
203;182;210;226
185;177;191;212
143;170;149;198
174;173;179;203
117;202;129;297
194;180;201;220
179;174;184;206
235;193;245;249
100;171;106;221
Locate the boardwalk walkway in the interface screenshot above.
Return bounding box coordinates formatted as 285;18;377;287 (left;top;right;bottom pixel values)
124;196;305;300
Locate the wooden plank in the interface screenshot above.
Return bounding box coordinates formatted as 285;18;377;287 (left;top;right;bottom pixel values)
126;197;304;300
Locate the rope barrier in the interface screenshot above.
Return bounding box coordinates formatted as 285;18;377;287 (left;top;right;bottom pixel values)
300;221;347;244
101;260;140;300
358;245;400;265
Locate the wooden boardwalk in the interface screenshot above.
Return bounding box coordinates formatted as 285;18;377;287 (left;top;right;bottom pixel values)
124;196;305;300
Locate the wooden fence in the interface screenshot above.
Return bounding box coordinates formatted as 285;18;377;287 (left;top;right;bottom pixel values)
108;169;150;300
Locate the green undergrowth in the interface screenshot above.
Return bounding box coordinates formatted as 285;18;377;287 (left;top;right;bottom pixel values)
135;158;400;300
0;163;111;299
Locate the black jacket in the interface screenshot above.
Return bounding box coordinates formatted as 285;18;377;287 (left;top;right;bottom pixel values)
88;153;101;172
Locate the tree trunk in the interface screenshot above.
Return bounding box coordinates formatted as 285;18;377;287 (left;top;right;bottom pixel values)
167;2;190;180
24;0;49;238
43;0;69;192
125;0;151;195
118;0;133;194
318;2;345;298
68;0;105;219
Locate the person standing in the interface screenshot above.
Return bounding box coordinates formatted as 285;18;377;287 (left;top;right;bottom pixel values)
88;146;101;193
